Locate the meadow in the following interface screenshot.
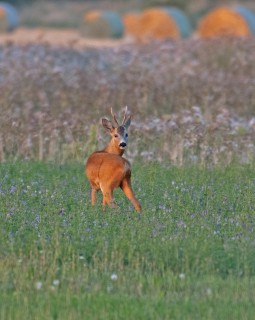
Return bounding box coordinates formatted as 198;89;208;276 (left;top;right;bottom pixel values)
0;38;255;165
1;161;255;319
0;35;255;319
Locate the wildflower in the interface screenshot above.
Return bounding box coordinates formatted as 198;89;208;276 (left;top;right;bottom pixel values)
179;273;185;280
10;186;16;194
53;279;60;286
35;281;43;290
110;273;118;281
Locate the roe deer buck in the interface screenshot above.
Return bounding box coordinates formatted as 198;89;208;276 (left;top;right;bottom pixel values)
85;107;141;213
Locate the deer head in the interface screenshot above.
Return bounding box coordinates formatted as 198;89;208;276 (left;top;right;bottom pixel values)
102;107;131;155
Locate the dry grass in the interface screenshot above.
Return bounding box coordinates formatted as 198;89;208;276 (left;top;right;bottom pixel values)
0;38;255;165
0;27;127;48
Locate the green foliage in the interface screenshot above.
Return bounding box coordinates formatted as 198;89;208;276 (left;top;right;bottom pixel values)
1;161;255;318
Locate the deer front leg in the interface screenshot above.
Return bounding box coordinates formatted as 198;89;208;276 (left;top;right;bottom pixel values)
120;177;141;213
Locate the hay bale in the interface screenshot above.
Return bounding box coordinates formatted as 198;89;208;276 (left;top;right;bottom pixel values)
0;2;19;32
198;7;250;38
127;7;191;41
82;10;124;39
123;12;140;38
137;8;180;41
163;7;191;39
233;5;255;35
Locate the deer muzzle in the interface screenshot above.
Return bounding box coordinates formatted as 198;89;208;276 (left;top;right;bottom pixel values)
119;142;127;149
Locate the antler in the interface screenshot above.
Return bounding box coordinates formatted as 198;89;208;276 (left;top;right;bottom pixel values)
122;106;128;125
110;107;119;127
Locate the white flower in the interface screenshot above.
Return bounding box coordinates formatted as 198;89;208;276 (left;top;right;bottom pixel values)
35;281;43;290
110;273;118;281
53;279;60;286
179;273;185;280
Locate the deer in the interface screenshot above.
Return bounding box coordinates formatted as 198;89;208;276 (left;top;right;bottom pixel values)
85;107;141;213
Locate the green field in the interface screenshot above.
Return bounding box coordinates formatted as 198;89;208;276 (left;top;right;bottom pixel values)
1;161;255;319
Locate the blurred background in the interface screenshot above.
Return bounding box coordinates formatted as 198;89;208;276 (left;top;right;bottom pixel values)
1;0;255;44
1;0;255;165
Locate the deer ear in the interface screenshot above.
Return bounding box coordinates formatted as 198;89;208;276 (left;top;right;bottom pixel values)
102;118;114;132
123;115;131;130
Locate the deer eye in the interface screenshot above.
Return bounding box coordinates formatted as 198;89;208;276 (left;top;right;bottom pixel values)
114;134;118;138
126;133;128;137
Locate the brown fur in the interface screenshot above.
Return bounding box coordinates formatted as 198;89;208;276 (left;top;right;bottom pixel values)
85;108;141;213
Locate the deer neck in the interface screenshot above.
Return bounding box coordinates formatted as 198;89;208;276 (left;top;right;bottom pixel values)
103;141;125;156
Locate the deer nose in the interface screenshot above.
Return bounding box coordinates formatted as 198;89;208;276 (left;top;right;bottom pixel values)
119;142;126;148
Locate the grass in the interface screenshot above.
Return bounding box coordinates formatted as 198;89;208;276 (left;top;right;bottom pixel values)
1;161;255;319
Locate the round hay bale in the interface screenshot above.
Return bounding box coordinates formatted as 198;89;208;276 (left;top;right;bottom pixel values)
0;2;19;32
123;12;140;38
163;7;192;39
132;7;191;41
198;7;250;38
233;5;255;35
137;8;180;41
82;10;124;39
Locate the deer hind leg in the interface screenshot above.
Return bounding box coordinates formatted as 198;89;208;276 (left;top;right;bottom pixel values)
91;187;98;206
89;181;100;206
101;185;116;209
120;176;141;213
